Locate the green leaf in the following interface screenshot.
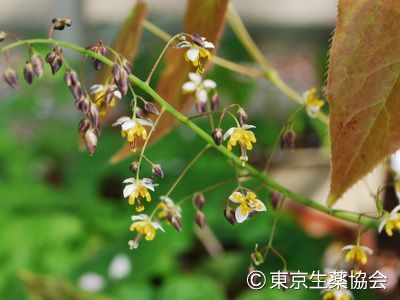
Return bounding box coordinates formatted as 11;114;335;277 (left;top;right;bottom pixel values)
327;0;400;206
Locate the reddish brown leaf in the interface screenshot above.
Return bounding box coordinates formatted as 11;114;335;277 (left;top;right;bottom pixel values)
327;0;400;206
110;0;229;163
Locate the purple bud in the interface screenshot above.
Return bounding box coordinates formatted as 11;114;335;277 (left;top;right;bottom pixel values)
281;130;296;151
144;101;160;115
170;215;182;232
224;208;236;225
50;56;62;75
193;192;205;210
152;164;164;179
195;102;206;115
195;211;206;229
237;107;248;126
52;18;72;30
191;33;205;47
23;62;35;85
70;82;82;101
79;93;91;114
211;128;224;146
129;161;141;174
112;63;121;81
211;94;220;111
3;67;18;89
88;103;100;129
270;191;281;210
31;54;44;78
78;118;90;133
83;129;98;155
135;107;145;119
45;51;56;63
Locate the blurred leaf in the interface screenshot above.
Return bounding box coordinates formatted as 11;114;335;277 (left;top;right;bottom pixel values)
327;0;400;205
110;0;230;163
19;270;115;300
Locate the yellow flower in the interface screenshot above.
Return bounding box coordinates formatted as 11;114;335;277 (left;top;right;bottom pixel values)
224;124;256;166
112;116;154;152
89;84;121;115
229;191;266;223
175;34;214;74
341;244;373;265
123;177;158;211
378;204;400;237
322;289;353;300
300;87;324;118
128;214;165;249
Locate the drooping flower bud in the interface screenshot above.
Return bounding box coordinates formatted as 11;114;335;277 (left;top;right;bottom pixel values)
135;107;145;119
169;215;182;232
144;101;160;115
211;128;224;146
83;128;98;155
269;191;281;210
52;18;72;30
77;118;90;133
237;107;248;126
195;211;206;229
195;102;206;115
31;53;44;78
152;164;164;179
281;130;296;151
211;93;220;111
90;37;107;71
76;93;91;114
193;192;205;210
129;161;141;174
88;102;100;129
3;67;18;89
45;46;63;75
23;61;35;84
224;207;236;225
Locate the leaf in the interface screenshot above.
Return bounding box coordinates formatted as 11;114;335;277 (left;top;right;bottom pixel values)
110;0;229;163
327;0;400;206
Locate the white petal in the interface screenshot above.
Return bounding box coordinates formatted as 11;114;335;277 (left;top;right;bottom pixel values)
113;90;122;99
390;149;400;174
235;207;248;223
186;47;200;62
174;41;192;49
256;201;267;212
138;118;154;129
182;81;197;92
123;178;136;184
361;246;373;255
121;120;136;131
131;214;148;221
188;72;202;83
203;79;216;89
89;84;104;94
378;219;387;233
123;184;136;198
229;192;243;203
196;89;208;103
160;196;174;206
242;124;256;130
391;204;400;215
112;116;131;127
341;245;355;251
108;254;131;280
152;221;165;232
223;127;236;140
203;41;215;48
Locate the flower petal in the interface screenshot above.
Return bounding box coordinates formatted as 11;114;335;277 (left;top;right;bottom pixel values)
131;214;148;221
203;79;216;89
123;184;136;198
182;81;197;92
223;127;236;140
188;72;202;84
112;116;131;127
123;178;135;184
138;118;154;129
196;88;208;103
121;120;136;131
229;192;243;203
235;207;248;223
341;245;356;251
203;41;215;48
152;221;165;232
256;201;267;212
89;84;104;94
242;124;256;130
186;47;200;62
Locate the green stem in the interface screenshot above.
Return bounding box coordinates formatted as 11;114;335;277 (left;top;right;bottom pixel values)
0;38;379;228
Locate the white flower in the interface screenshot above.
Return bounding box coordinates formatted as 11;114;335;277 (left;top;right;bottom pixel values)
182;72;216;103
229;191;266;223
77;272;105;292
378;204;400;237
123;177;158;209
299;87;324;118
108;254;131;280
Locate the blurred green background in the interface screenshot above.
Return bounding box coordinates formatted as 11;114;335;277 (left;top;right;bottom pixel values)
0;1;382;299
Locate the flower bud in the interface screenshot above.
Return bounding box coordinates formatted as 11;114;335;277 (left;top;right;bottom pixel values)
0;31;7;42
90;37;107;71
116;68;129;96
191;33;205;47
76;93;91;114
170;215;182;232
50;56;62;75
224;208;236;225
211;93;220;111
195;211;206;229
152;164;164;179
112;63;121;81
193;192;205;210
23;61;35;84
195;102;206;115
45;51;56;63
77;118;90;133
70;82;82;101
237;107;248;126
52;18;72;30
120;55;132;74
270;191;281;210
129;161;141;174
135;107;145;119
281;130;296;151
88;103;100;129
144;101;160;115
31;54;44;78
83;128;98;155
211;128;224;146
3;67;18;89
